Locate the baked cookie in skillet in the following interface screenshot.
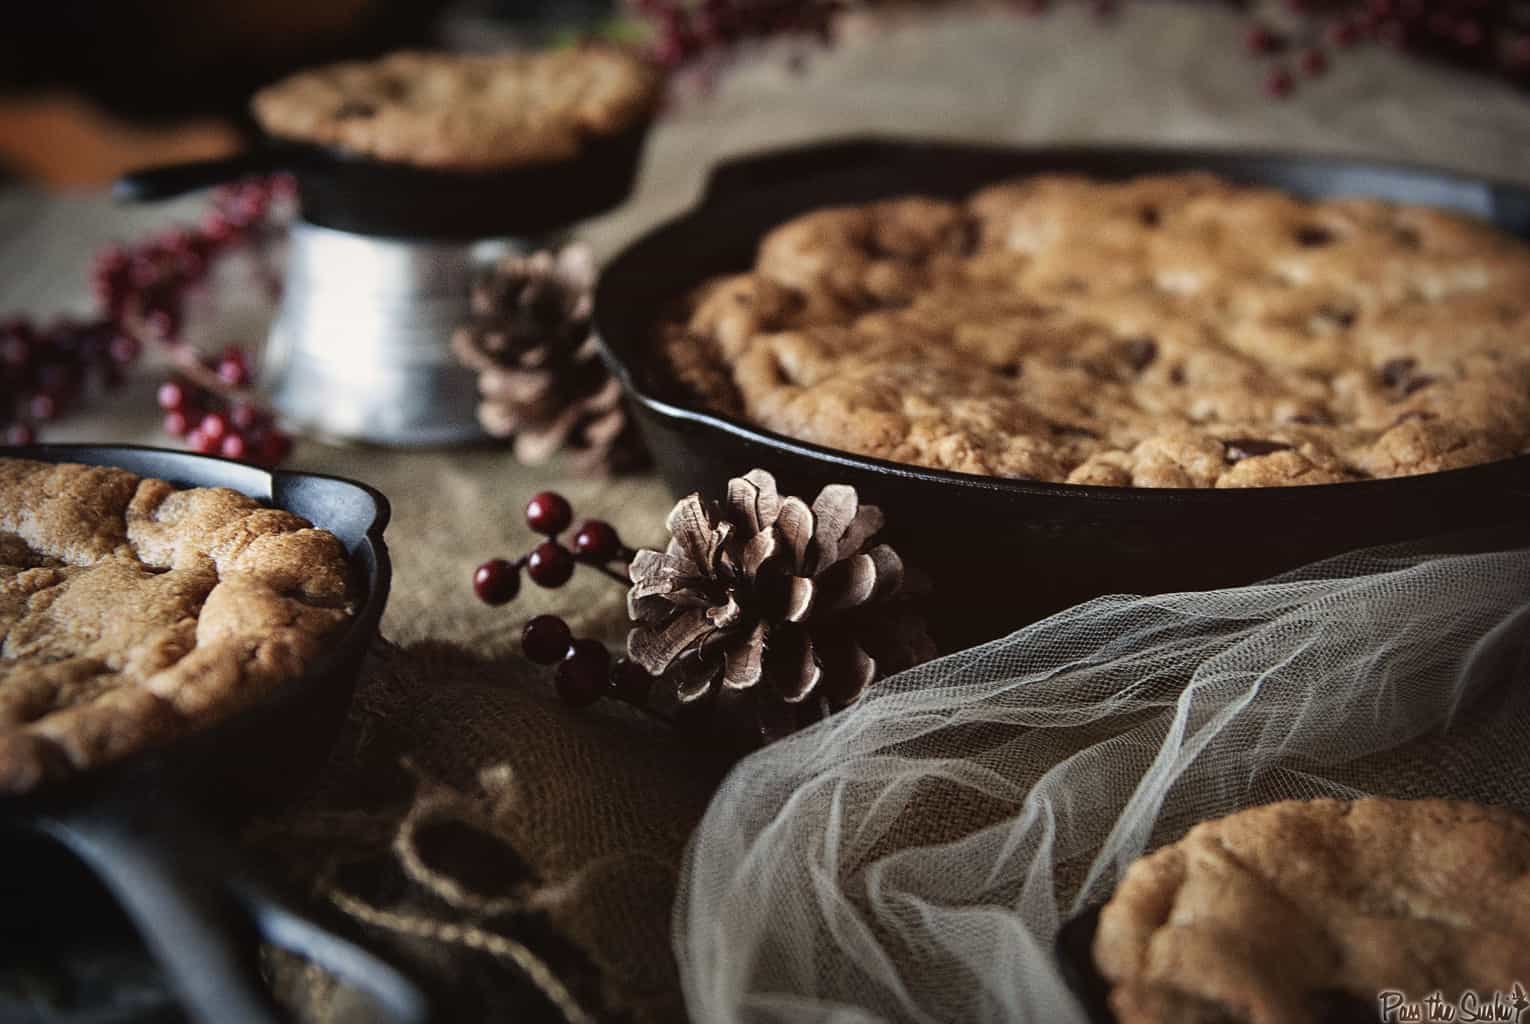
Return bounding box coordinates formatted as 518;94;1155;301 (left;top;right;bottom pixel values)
660;174;1530;487
252;46;662;171
0;458;353;794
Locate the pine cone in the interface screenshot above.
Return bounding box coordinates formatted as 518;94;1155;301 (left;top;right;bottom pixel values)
453;244;647;475
627;469;933;743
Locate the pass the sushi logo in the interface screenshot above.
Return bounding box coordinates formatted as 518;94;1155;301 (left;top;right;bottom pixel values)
1377;983;1530;1023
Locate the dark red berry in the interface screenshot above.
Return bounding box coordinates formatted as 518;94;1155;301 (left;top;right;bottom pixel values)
130;254;165;291
108;333;140;365
163;411;192;437
230;402;262;431
556;639;611;707
610;658;653;705
5;423;35;446
651;33;687;67
157;380;188;412
217;348;252;388
525;491;573;536
203;212;236;244
186;429;219;455
144;307;181;341
526;542;575;588
473;558;521;605
522;614;574;665
1246;25;1281;54
1300;48;1328;77
573;520;622;562
199;412;229;442
220;432;248;460
1265;67;1295;98
94;244;129;273
0;333;29;369
27;394;57;422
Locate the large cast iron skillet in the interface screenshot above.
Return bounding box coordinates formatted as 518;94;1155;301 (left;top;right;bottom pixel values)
113;121;652;239
2;445;426;1023
594;139;1530;648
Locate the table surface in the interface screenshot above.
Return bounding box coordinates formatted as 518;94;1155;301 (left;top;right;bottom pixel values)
3;6;1529;1021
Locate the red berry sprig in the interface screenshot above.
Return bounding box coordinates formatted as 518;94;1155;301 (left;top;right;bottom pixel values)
473;490;658;709
3;175;294;462
155;351;293;467
0;315;141;446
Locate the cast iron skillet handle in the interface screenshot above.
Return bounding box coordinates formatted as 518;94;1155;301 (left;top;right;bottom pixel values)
35;792;429;1024
113;147;295;203
1491;183;1530;241
698;137;896;207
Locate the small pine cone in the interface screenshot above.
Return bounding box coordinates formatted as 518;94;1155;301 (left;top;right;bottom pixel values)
453;244;647;475
627;469;934;746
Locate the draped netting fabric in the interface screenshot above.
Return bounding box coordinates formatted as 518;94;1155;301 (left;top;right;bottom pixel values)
675;532;1530;1023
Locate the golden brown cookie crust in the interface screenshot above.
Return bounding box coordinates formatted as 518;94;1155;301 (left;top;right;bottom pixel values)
658;174;1530;487
1092;798;1530;1024
251;47;661;170
0;458;353;794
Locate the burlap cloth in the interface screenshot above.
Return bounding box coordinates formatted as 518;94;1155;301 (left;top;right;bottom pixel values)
5;4;1530;1020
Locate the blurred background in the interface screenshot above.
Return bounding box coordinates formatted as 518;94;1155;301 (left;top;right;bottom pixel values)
6;0;1530;189
0;0;624;187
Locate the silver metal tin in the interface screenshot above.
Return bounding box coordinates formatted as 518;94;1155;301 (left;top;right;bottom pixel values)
263;221;518;446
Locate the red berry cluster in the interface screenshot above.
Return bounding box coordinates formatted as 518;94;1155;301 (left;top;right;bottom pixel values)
155;355;292;466
92;179;284;331
473;491;655;709
1245;0;1530;98
1;316;140;446
3;176;291;460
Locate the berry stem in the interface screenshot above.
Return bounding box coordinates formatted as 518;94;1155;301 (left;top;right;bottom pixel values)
585;561;632;587
141;319;262;407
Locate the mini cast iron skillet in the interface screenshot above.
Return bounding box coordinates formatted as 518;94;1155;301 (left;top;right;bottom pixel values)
113;122;651;238
2;445;427;1024
594;139;1530;648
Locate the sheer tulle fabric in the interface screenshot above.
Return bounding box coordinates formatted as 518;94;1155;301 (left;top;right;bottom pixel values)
676;535;1530;1023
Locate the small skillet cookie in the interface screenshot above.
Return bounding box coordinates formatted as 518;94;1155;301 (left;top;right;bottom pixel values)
1093;798;1530;1023
0;458;352;793
251;46;662;171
